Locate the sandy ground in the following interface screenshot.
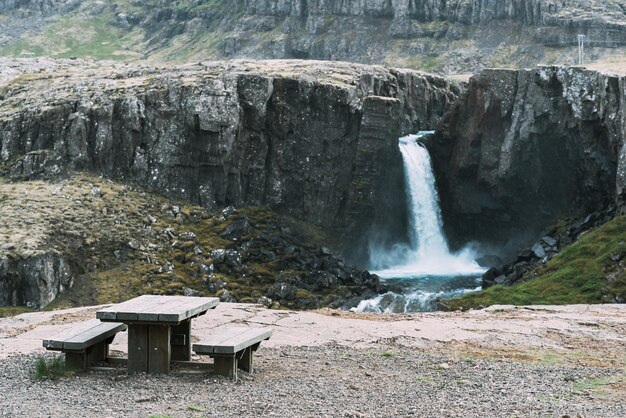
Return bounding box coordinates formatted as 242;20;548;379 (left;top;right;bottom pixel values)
2;303;625;364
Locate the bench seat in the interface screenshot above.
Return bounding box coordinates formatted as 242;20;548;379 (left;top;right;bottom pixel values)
43;320;127;369
193;326;272;380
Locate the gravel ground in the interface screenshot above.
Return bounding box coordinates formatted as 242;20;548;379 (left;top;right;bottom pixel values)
1;345;624;418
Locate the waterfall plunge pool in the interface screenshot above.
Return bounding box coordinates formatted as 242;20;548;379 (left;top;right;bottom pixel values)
357;132;486;313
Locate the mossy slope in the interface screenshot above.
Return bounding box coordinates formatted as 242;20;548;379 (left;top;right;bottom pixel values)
446;215;626;310
0;173;379;311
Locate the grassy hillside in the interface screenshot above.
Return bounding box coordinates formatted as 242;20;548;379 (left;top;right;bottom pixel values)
446;216;626;310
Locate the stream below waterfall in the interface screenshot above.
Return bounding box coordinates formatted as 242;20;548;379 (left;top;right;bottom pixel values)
357;132;485;313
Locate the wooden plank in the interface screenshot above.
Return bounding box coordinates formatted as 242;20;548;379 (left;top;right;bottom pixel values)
193;327;272;355
42;339;65;350
43;320;125;351
180;297;219;320
98;295;219;324
43;319;101;348
137;297;192;323
192;326;250;354
215;328;272;354
96;295;162;321
155;296;219;323
147;325;171;374
116;295;165;321
128;324;149;373
63;323;127;351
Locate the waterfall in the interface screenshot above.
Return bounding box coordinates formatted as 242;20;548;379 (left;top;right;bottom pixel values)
359;132;484;312
399;133;449;259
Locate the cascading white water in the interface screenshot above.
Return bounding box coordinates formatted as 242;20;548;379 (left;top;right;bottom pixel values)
358;132;485;312
400;133;449;259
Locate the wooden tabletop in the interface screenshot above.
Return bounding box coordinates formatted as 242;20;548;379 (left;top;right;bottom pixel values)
96;295;219;324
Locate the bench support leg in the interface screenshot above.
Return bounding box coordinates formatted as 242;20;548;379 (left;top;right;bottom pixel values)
86;340;109;365
213;355;237;381
65;352;87;370
239;347;253;373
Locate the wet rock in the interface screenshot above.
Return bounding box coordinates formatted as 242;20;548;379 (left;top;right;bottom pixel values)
541;236;558;248
481;267;501;289
475;255;504;269
531;243;546;259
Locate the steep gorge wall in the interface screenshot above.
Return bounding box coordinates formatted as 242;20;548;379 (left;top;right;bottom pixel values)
427;66;626;257
0;60;459;264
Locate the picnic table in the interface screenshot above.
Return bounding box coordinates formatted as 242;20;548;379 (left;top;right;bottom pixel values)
96;295;219;374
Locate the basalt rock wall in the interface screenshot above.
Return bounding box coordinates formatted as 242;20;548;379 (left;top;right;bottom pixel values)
427;66;626;257
0;60;460;265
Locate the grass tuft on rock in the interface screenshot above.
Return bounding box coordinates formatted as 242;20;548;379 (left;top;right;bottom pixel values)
446;215;626;310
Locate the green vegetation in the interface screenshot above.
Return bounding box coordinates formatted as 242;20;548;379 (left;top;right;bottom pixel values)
574;373;626;400
447;215;626;310
0;306;33;318
32;356;73;380
0;16;141;60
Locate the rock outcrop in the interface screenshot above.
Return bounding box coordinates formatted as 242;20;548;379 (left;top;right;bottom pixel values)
427;66;626;258
0;59;459;266
0;251;72;308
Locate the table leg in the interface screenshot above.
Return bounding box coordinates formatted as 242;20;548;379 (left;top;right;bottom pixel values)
128;324;171;374
128;324;149;373
171;319;191;361
148;324;171;374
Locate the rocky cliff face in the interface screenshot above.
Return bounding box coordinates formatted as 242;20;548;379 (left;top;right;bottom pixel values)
134;0;626;72
0;252;72;308
427;66;626;257
0;0;624;73
0;59;459;263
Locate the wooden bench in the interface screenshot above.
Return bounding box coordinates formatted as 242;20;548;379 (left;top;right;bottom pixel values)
43;320;127;369
193;326;272;380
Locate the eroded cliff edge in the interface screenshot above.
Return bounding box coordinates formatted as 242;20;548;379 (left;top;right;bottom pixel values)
428;66;626;259
0;59;459;308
